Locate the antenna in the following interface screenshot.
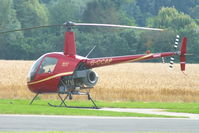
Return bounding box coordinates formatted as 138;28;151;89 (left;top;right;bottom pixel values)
86;45;97;58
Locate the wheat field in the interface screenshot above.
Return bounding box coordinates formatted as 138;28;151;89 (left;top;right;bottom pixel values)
0;60;199;102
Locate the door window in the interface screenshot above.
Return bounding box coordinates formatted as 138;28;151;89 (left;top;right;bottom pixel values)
38;57;58;74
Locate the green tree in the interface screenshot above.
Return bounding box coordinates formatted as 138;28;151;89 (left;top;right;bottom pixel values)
189;5;199;24
12;0;52;59
0;0;27;59
121;0;145;26
76;30;138;58
147;7;199;62
81;0;135;32
13;0;48;27
46;0;92;54
148;7;197;31
170;0;199;15
48;0;83;24
83;0;119;23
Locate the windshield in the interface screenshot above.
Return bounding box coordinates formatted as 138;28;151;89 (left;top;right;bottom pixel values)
27;55;45;82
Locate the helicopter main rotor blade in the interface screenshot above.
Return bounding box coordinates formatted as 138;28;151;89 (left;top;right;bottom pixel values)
0;24;63;34
0;21;164;34
73;22;164;31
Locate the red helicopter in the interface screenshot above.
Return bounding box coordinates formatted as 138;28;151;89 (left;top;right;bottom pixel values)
1;22;187;108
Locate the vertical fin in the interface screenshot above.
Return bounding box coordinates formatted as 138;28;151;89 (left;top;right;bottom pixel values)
180;37;187;71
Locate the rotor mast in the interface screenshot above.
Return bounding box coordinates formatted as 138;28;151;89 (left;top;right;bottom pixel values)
63;22;76;56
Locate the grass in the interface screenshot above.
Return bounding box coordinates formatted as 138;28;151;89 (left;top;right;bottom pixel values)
0;132;123;133
0;99;198;116
0;60;199;102
0;132;185;133
0;132;121;133
97;101;199;114
0;132;182;133
0;132;110;133
0;99;178;118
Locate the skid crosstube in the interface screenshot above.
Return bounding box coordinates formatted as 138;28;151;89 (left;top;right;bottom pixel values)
29;92;99;109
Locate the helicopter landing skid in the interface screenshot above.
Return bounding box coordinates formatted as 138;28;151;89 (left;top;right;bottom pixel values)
48;92;99;109
29;93;40;105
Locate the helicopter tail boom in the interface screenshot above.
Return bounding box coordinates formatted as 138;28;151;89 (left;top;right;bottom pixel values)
85;52;174;68
85;37;187;71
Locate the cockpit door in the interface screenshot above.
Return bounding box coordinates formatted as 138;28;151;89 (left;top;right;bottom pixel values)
28;56;58;82
37;57;58;74
35;56;58;80
27;55;60;93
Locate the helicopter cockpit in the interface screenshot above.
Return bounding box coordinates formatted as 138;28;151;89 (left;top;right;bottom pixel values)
27;54;58;82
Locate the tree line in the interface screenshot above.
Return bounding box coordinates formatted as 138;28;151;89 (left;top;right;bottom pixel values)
0;0;199;63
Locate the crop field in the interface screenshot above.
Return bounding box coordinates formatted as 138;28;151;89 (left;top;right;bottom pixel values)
0;60;199;102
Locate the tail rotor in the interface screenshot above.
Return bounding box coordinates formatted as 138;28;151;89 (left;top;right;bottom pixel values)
169;35;187;71
169;35;180;69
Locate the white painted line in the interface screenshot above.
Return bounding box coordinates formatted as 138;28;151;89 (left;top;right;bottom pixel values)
99;108;199;119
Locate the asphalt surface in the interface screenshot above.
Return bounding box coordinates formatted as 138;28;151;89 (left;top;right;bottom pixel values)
0;114;199;132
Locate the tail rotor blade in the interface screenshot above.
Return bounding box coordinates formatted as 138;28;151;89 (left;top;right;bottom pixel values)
174;35;180;50
169;35;181;70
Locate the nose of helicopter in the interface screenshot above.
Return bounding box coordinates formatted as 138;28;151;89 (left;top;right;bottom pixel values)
27;54;45;83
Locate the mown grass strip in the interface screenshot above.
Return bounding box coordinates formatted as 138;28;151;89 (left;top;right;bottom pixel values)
0;99;198;116
0;132;111;133
0;99;180;118
0;132;189;133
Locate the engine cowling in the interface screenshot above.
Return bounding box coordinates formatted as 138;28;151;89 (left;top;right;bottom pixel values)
82;70;98;87
74;69;98;87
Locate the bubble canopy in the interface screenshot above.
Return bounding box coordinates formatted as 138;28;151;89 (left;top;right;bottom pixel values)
27;54;58;82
